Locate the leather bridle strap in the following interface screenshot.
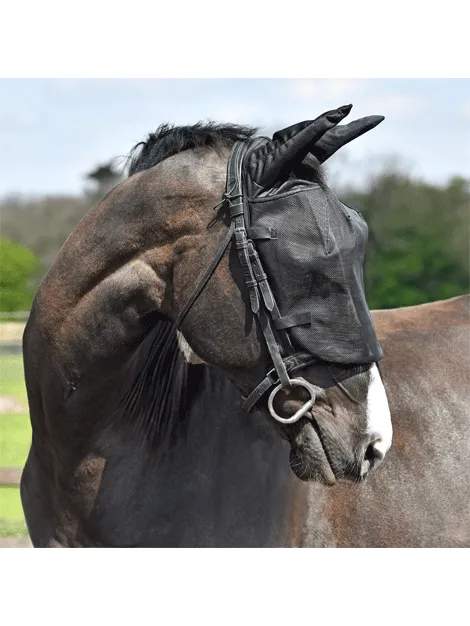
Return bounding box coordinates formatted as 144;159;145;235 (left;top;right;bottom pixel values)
227;141;291;388
174;221;235;330
241;351;318;412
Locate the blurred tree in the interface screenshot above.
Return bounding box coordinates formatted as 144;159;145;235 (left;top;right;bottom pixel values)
0;162;123;283
341;173;470;309
85;161;124;201
0;238;39;311
0;194;89;278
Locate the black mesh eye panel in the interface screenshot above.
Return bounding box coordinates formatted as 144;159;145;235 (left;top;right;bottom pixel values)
246;184;383;364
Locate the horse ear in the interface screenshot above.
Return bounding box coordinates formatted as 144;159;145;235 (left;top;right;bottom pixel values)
310;115;385;163
248;104;352;188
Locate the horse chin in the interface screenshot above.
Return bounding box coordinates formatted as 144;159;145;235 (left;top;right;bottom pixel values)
287;419;337;485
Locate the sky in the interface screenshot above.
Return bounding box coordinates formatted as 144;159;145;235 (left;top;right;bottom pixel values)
0;78;468;197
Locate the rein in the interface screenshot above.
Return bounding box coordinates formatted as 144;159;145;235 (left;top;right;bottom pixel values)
175;140;318;423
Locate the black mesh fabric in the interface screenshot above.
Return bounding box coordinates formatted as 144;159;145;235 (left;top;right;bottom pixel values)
243;158;383;365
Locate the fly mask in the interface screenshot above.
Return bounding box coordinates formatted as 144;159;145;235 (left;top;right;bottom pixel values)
175;104;385;423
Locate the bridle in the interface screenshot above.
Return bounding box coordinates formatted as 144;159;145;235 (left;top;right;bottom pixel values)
174;139;322;424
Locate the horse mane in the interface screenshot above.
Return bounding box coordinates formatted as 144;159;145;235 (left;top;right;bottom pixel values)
114;314;203;453
127;119;326;186
127;121;258;176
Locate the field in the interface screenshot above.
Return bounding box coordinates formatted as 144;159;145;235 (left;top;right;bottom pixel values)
0;337;31;538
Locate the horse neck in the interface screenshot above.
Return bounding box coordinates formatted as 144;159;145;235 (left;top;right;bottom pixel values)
148;361;305;546
36;192;170;326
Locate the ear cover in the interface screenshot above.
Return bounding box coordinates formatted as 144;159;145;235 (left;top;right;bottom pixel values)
247;104;353;189
311;115;385;163
246;107;385;190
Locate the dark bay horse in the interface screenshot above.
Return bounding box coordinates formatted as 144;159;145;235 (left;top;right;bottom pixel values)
20;110;467;547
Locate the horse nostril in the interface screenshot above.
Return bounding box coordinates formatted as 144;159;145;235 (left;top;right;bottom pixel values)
360;441;386;479
365;440;385;464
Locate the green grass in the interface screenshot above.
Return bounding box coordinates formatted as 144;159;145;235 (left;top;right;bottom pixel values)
0;515;28;538
1;486;26;519
0;413;31;532
0;354;28;405
0;412;31;467
0;352;31;536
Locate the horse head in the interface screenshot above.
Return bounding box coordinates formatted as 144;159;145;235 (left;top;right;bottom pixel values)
121;105;392;484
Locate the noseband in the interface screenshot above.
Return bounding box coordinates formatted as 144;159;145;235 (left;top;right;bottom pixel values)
174;140;321;423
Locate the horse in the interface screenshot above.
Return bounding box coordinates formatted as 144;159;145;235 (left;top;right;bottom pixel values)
19;107;466;547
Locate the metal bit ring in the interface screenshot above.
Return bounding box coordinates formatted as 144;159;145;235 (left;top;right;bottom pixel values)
267;378;317;424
